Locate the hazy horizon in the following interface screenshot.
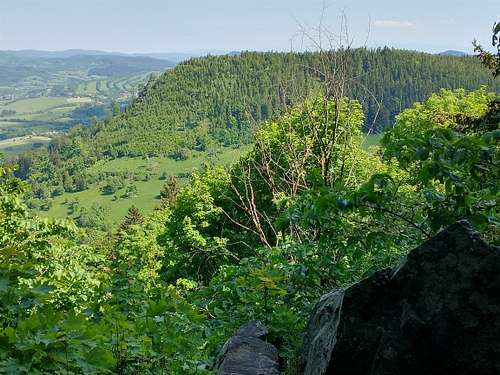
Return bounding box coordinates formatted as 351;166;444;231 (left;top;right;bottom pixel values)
0;0;497;55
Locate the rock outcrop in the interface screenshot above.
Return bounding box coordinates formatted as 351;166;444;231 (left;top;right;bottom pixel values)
301;220;500;375
217;321;281;375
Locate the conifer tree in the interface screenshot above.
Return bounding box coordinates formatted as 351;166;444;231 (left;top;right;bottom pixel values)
159;175;179;207
117;205;144;236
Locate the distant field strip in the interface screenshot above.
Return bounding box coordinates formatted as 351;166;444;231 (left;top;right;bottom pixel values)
0;135;51;158
0;135;51;146
1;97;71;114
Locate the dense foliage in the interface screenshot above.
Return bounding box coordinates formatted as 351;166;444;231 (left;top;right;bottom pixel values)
1;84;498;373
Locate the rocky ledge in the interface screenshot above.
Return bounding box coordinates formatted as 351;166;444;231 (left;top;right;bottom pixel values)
301;220;500;375
217;320;281;375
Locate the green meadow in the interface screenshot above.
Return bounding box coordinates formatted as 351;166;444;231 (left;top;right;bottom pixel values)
41;146;250;225
0;97;73;113
0;135;51;158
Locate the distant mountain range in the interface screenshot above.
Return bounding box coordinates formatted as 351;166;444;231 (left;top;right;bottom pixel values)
3;49;231;63
438;50;470;57
5;48;468;62
0;50;176;86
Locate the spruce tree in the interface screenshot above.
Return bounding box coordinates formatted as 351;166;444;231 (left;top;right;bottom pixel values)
117;205;144;237
159;176;179;207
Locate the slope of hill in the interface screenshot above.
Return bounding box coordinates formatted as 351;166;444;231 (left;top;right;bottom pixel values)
0;52;174;88
70;48;500;158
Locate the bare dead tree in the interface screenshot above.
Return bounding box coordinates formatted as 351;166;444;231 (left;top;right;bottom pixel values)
227;163;275;248
292;6;383;188
222;5;384;247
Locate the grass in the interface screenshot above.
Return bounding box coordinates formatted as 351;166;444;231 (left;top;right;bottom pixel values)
41;147;250;225
67;97;93;104
0;135;51;158
361;133;383;151
36;132;384;226
1;97;71;114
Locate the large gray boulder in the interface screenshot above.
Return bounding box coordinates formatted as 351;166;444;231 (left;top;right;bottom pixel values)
301;220;500;375
217;321;281;375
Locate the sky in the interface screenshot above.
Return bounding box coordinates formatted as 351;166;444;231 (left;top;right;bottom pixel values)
0;0;498;54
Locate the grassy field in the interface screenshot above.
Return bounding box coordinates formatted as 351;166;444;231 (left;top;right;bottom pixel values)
1;97;71;114
0;135;51;158
41;146;250;226
0;96;89;149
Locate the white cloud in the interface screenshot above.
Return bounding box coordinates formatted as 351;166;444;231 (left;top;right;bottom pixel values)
373;20;414;29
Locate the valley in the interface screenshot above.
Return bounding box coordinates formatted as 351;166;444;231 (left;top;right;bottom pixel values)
0;6;499;372
0;51;174;154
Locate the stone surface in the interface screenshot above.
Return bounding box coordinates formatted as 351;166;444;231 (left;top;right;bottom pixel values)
301;220;500;375
217;320;281;375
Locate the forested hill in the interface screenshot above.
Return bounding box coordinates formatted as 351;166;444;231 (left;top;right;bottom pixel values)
68;48;500;158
